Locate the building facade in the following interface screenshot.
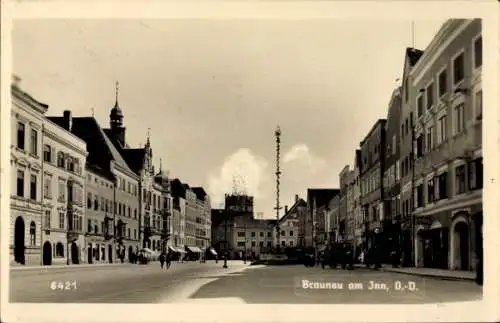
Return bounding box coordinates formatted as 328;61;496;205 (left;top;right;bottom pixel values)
352;150;363;254
11;81;88;266
399;47;425;266
328;194;340;243
359;119;387;253
10;80;46;266
85;166;115;264
339;166;354;243
43;112;87;267
383;87;403;259
410;19;482;271
233;214;275;259
277;195;306;249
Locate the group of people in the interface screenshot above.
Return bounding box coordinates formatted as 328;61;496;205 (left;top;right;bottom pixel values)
159;251;173;270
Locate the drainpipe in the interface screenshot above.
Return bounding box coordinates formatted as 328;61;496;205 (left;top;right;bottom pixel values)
40;123;45;266
410;125;416;267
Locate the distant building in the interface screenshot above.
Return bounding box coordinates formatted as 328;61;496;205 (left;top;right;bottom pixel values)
359;119;387;257
277;195;306;249
305;189;340;249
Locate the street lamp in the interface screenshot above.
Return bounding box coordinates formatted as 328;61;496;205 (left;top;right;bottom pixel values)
223;209;228;268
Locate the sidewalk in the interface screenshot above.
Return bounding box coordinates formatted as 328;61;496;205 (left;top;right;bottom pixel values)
355;264;475;281
10;262;135;271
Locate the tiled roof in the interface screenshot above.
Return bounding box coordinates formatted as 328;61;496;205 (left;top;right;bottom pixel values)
120;148;146;174
278;198;307;223
191;187;207;201
103;128;131;149
170;178;187;199
49;116;134;180
307;189;340;209
406;47;424;67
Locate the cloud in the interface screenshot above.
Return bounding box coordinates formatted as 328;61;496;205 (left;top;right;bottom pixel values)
207;148;269;208
283;143;326;179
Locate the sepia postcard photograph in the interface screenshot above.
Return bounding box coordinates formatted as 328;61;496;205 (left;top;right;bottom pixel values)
1;1;499;323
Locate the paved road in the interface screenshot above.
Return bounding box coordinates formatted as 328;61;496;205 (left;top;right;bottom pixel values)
10;261;247;303
189;265;483;304
10;263;482;304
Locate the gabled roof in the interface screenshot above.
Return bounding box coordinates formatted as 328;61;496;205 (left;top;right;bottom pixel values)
47;116;135;180
406;47;424;67
170;178;187;199
307;189;340;210
120;148;146;174
192;187;207;201
103;128;131;149
278;198;306;224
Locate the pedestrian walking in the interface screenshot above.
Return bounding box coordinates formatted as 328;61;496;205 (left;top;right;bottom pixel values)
159;252;166;271
166;251;172;269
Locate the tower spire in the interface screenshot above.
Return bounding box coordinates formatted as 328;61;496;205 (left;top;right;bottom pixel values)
115;81;119;104
146;127;151;146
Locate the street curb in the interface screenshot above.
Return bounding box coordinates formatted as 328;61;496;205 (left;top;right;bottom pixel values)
352;264;475;282
10;263;134;271
380;268;475;282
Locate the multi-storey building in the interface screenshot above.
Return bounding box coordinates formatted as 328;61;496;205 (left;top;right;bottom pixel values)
192;187;211;251
171;180;187;254
151;182;165;251
345;168;356;245
11;79;46;266
183;184;203;258
328;194;340;243
52;110;142;263
306;189;339;249
84;166;114;264
232;214;275;259
359;119;387;253
339;166;354;243
100;88;160;254
410;19;482;271
399;47;425;266
352;150;362;255
41;113;87;267
154;166;173;254
277;195;306;248
11;80;88;266
383;87;403;258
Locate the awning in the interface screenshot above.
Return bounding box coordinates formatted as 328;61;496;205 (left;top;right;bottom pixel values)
186;246;203;253
208;248;218;256
168;246;186;253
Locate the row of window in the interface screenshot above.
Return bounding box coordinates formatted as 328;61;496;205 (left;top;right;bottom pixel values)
414;158;483;208
361;171;381;196
237;231;275;238
43;144;82;175
16;171;84;206
383;162;400;190
416;36;482;119
237;240;293;248
16;122;39;156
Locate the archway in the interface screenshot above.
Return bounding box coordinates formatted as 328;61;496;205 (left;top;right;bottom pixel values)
108;245;113;263
454;221;470;270
71;242;79;264
128;246;133;263
87;244;93;264
43;241;52;266
14;216;25;264
415;228;425;267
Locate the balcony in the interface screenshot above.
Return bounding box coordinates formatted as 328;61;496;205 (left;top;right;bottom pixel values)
104;232;113;240
67;230;80;242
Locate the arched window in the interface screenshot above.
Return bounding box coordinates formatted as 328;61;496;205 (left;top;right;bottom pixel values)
30;221;36;245
67;156;74;172
56;242;64;257
57;152;65;168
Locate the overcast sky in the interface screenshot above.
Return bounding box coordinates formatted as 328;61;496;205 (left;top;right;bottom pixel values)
12;19;446;217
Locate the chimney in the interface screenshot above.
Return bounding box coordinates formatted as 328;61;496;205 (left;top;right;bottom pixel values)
63;110;72;131
12;75;22;88
295;194;299;202
284;205;288;214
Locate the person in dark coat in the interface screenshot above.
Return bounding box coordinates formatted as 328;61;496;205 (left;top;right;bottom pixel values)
166;251;172;269
159;252;166;271
371;229;382;269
